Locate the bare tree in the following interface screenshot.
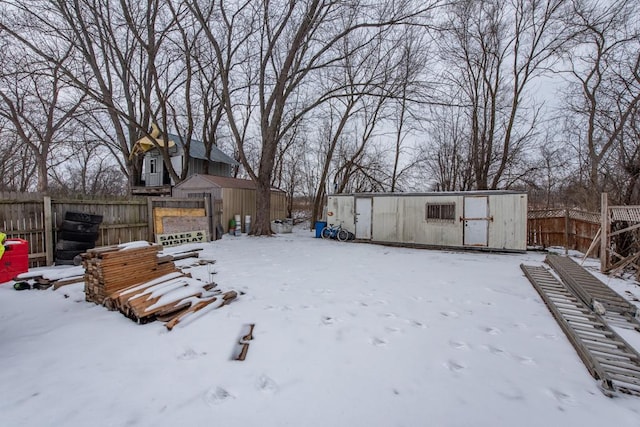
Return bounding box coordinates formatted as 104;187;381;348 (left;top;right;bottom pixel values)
606;103;640;205
561;0;640;209
388;27;431;192
0;46;85;192
0;122;37;192
437;0;568;190
48;129;128;197
188;0;441;235
0;1;204;189
420;104;473;191
308;24;407;228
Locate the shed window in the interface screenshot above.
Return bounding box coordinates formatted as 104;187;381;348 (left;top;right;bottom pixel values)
426;203;455;221
149;158;157;174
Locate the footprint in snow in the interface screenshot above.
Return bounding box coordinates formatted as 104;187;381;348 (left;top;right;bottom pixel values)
378;312;396;319
497;386;525;401
204;387;235;406
177;347;205;360
371;337;387;346
482;344;506;356
481;326;502;335
440;311;459;319
513;355;536;365
321;316;337;325
445;359;466;372
313;288;335;295
409;320;426;328
256;375;278;394
548;388;574;406
449;340;471;351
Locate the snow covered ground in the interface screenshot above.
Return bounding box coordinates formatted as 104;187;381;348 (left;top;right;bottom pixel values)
2;226;640;427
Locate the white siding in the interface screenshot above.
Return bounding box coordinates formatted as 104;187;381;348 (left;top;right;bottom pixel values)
328;192;527;251
373;196;463;247
487;193;527;251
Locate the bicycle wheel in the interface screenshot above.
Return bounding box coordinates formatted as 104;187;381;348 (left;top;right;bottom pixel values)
321;227;332;239
337;229;349;242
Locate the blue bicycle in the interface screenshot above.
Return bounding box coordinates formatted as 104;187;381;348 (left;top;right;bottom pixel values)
321;223;350;242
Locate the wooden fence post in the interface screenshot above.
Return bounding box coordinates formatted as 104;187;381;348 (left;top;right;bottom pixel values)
44;196;54;266
147;197;155;242
564;208;570;255
204;194;214;241
600;193;608;272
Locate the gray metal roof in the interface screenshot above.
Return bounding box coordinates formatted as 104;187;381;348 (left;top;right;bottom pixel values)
330;190;527;197
167;133;239;166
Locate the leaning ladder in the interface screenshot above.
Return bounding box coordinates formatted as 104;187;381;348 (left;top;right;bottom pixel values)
521;264;640;396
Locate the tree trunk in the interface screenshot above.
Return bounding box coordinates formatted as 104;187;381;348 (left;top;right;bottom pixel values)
251;177;272;235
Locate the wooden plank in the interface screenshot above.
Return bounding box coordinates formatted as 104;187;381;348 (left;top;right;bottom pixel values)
52;276;85;290
165;297;220;331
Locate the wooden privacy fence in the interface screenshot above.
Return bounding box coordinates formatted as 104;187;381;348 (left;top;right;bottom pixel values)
527;208;600;256
1;194;157;267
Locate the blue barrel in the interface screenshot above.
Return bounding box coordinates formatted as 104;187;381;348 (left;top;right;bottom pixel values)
315;221;327;238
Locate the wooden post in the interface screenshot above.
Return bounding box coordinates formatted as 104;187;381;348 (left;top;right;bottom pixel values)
204;194;214;241
564;208;570;255
43;196;54;266
600;193;608;272
147;197;155;243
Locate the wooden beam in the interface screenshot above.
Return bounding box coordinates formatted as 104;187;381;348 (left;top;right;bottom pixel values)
600;193;609;272
43;196;54;266
581;227;601;265
147;197;154;242
565;208;570;255
609;222;640;237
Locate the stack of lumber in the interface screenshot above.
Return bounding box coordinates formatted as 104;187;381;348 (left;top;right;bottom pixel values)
80;241;238;330
83;243;180;304
103;273;238;330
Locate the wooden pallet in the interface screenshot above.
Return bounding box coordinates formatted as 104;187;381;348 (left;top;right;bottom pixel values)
521;264;640;396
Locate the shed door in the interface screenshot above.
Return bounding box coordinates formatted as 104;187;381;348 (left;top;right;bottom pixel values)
463;196;489;247
147;156;162;186
355;197;372;240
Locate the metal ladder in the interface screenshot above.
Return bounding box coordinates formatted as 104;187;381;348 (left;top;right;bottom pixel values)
546;254;639;319
521;264;640;396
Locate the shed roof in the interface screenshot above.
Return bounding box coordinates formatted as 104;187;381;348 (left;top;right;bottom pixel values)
166;133;239;166
330;190;527;197
175;174;285;192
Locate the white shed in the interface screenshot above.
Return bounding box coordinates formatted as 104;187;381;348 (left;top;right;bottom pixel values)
326;191;527;252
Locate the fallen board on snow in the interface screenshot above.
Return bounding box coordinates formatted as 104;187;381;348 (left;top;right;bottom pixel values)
233;323;255;361
164;292;238;331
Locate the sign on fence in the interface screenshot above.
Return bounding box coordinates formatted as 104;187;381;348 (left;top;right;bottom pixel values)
156;230;206;247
